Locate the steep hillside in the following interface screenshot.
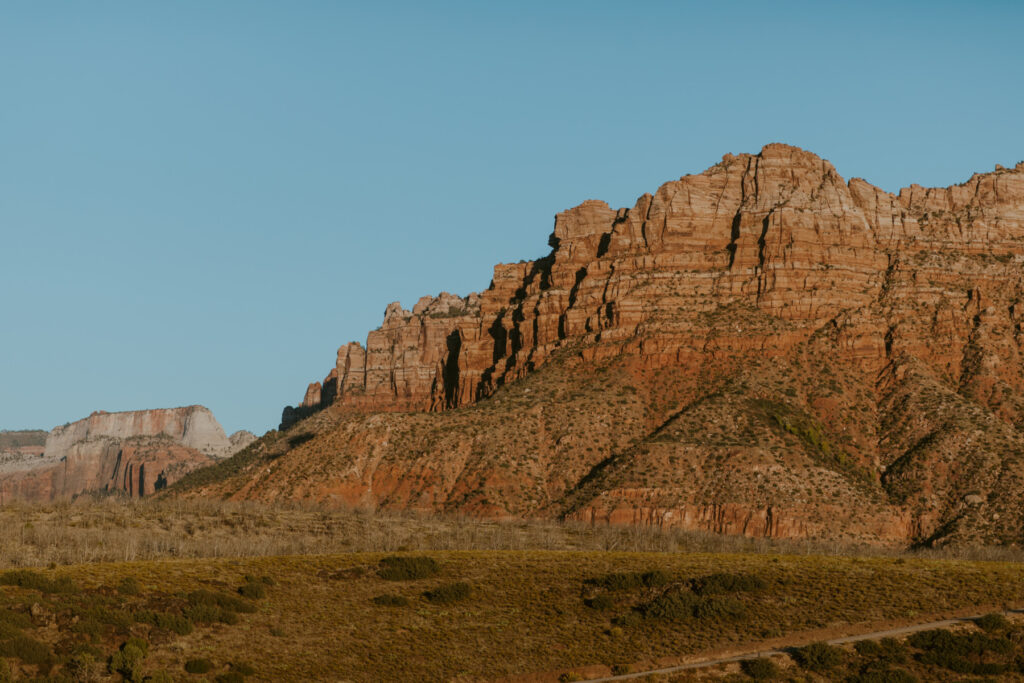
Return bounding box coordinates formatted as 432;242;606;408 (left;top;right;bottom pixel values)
180;144;1024;547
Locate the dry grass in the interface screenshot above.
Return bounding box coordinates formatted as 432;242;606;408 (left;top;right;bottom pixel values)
3;496;1023;570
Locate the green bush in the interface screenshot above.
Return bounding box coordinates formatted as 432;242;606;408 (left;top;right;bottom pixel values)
691;572;766;595
693;595;746;621
187;589;256;613
372;594;410;607
740;657;779;680
244;574;275;586
117;576;141;595
610;611;642;627
584;594;615;610
184;658;213;674
594;570;670;591
238;581;267;599
848;668;918;683
0;569;76;593
424;582;471;604
214;673;246;683
378;556;440;581
975;612;1009;632
0;608;31;629
908;628;1011;657
74;603;133;629
855;638;907;665
792;642;843;671
137;608;194;633
0;634;52;667
0;622;22;640
108;639;148;682
639;588;698;621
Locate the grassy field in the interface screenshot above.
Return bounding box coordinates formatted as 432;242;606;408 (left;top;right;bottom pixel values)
2;550;1024;681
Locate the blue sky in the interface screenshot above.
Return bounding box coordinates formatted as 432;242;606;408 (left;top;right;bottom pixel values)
2;1;1022;434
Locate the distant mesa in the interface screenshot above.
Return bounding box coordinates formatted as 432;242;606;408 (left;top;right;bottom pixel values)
0;405;251;504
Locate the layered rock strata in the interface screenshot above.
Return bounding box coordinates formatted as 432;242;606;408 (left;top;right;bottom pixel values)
0;406;246;503
229;144;1024;546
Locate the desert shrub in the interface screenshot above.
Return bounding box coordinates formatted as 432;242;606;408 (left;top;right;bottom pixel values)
855;638;907;665
156;611;192;635
917;649;1005;675
75;603;133;629
187;589;256;613
693;594;746;621
848;668;918;683
639;588;699;621
908;628;1011;658
185;603;239;625
792;642;843;671
0;609;30;629
378;556;440;581
214;673;246;683
372;594;410;607
108;639;148;682
244;574;275;586
584;594;615;610
424;582;471;604
117;576;141;595
740;656;779;680
238;581;266;599
0;622;23;639
231;662;257;676
135;608;194;634
594;570;670;591
594;572;643;591
691;572;766;595
610;664;630;675
184;658;213;674
146;672;174;683
0;569;75;593
65;652;101;681
975;612;1009;632
610;611;642;627
0;634;52;667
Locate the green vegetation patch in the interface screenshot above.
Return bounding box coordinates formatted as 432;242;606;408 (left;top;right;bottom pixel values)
0;569;76;593
424;582;471;604
378;555;440;581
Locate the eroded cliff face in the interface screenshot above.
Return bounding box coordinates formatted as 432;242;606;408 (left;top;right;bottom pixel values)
0;406;243;503
239;144;1024;547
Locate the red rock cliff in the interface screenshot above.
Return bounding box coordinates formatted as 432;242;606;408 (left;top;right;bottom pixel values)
251;144;1024;547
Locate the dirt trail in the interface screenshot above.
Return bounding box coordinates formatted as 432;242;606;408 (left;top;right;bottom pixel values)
579;607;1023;682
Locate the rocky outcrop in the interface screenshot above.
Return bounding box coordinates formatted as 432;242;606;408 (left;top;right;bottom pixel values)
242;144;1024;546
0;406;244;503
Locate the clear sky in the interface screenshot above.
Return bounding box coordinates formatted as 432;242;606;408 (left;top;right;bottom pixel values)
2;1;1022;435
